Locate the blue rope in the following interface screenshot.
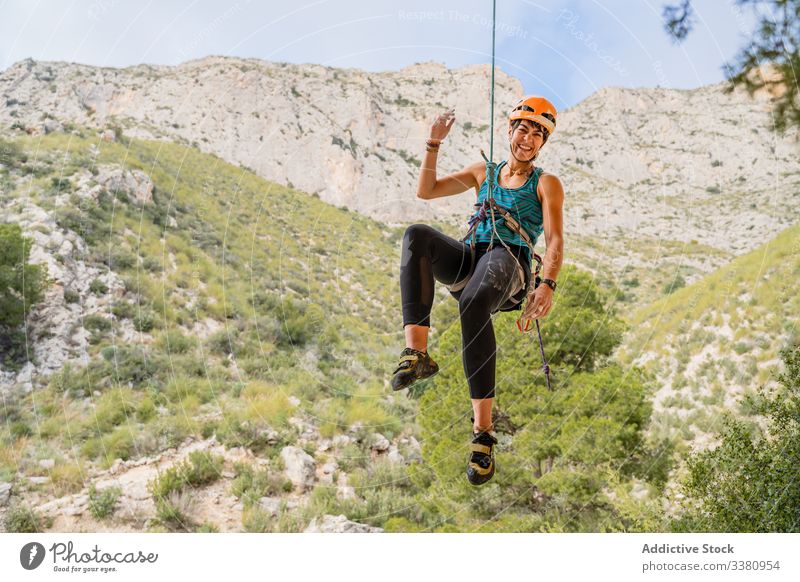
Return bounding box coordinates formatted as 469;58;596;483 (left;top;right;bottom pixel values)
484;0;552;392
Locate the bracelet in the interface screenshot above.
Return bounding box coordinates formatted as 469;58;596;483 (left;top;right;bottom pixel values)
425;139;441;152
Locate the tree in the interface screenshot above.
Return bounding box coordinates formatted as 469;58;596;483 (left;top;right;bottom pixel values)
663;0;800;133
416;266;665;532
0;224;45;366
674;345;800;532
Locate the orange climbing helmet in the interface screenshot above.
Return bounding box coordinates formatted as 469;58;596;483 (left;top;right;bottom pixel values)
509;96;557;136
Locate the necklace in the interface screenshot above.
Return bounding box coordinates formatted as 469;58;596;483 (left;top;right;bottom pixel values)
504;162;533;182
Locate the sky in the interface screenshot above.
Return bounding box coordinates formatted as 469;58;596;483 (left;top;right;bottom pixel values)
0;0;758;110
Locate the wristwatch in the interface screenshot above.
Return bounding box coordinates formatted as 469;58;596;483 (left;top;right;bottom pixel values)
540;278;557;292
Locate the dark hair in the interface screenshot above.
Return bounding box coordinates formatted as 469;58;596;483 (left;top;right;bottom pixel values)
511;113;555;143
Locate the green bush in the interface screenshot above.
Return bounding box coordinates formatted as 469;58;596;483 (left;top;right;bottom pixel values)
106;250;137;270
88;484;122;519
64;288;80;304
4;504;48;533
9;420;32;439
99;345;166;387
84;314;112;332
156;330;195;354
0;137;27;168
230;462;289;507
142;256;163;273
674;346;800;532
662;274;686;295
208;329;237;355
154;491;194;531
80;426;136;465
133;311;156;332
0;224;47;371
111;300;135;319
89;278;108;295
50;176;73;193
241;507;272;533
148;451;224;500
0;224;45;329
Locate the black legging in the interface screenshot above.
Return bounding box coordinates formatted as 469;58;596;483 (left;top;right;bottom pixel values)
400;224;529;399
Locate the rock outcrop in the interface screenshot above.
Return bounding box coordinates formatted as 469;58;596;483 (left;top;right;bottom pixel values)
304;514;383;533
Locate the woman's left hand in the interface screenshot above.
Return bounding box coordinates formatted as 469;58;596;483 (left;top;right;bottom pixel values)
521;285;553;321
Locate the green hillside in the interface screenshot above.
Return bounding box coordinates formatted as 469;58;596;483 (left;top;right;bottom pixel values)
0;133;427;516
619;220;800;445
2;130;795;532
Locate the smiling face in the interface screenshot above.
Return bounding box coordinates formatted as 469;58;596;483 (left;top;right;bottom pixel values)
508;119;545;163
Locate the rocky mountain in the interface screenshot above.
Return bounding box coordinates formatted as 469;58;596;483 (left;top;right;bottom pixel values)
1;57;799;533
2;57;798;277
0;57;520;223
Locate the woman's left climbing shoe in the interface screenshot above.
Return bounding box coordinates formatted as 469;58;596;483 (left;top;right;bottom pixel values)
390;347;439;391
467;430;497;486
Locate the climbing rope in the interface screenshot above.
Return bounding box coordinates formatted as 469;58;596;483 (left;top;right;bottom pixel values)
482;0;552;391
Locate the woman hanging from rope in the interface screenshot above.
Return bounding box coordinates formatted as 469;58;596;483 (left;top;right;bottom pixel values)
391;96;565;485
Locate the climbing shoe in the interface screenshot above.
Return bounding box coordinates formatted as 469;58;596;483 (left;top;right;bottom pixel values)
390;347;439;391
467;430;497;486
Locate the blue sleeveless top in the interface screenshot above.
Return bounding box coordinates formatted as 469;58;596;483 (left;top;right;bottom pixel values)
470;162;544;260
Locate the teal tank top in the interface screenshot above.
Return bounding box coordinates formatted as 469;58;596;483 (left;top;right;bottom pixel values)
470;162;544;258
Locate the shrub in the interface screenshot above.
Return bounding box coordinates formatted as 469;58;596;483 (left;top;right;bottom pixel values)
88;484;122;519
111;300;135;319
0;137;27;167
105;250;137;270
100;345;165;387
50;363;95;395
154;491;195;531
662;274;686;295
230;462;290;507
148;451;224;500
63;288;80;304
84;314;112;332
89;388;136;434
81;427;135;466
142;256;162;273
674;346;800;532
241;507;272;533
50;462;86;496
4;504;48;533
156;330;195;354
208;329;238;355
133;311;156;332
89;278;109;295
9;420;32;439
0;224;45;329
50;176;73;193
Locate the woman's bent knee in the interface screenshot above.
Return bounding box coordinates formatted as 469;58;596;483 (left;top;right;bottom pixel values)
403;223;435;245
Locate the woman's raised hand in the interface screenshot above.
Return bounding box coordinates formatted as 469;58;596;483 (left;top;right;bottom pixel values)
429;108;455;143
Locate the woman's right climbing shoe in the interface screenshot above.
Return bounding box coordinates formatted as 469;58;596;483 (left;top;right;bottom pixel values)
467;430;497;486
390;347;439;391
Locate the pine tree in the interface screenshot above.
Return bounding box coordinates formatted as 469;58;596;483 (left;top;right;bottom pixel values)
0;224;45;367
